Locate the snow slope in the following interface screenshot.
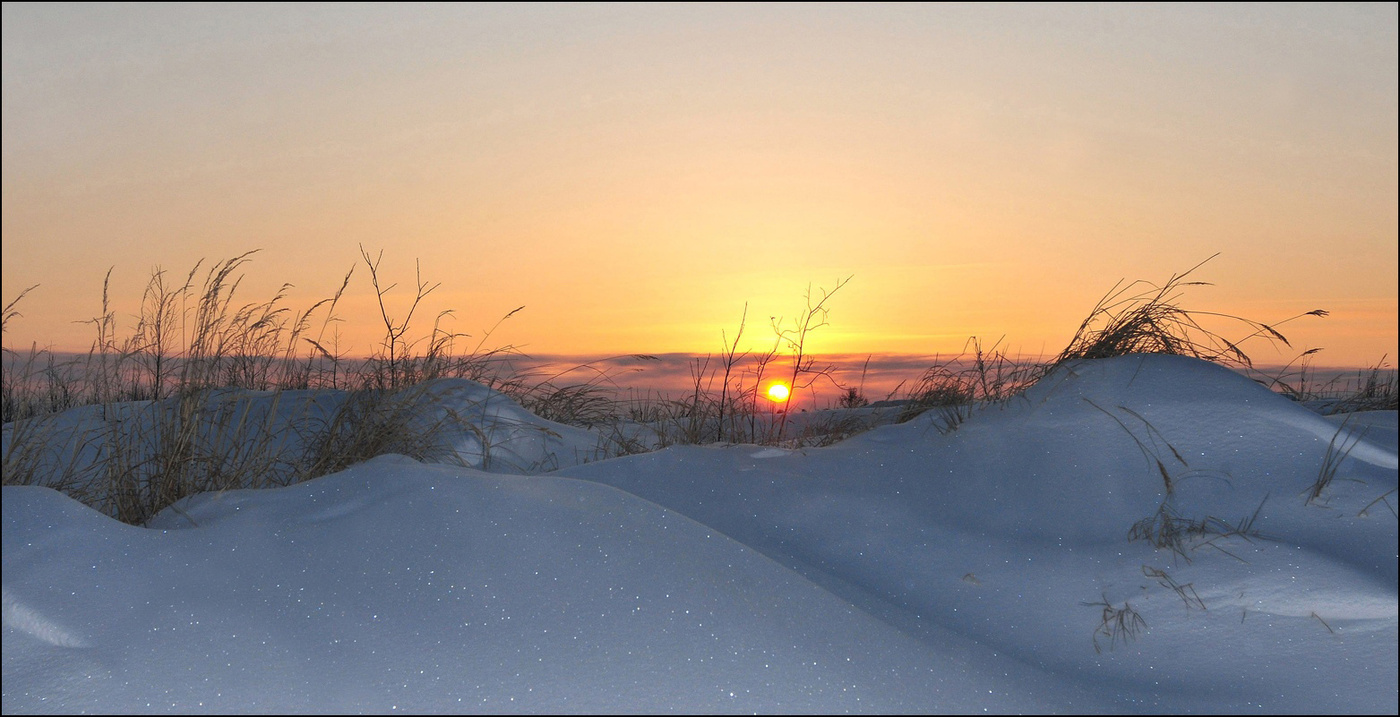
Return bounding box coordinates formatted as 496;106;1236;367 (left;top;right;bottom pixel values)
3;355;1396;713
0;378;608;490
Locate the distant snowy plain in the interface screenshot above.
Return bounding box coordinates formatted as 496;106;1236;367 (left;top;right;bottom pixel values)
3;355;1396;713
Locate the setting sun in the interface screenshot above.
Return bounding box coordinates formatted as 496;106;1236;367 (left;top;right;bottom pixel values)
766;383;790;403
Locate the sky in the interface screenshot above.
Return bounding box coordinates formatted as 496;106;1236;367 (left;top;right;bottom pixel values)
4;354;1396;712
3;4;1397;367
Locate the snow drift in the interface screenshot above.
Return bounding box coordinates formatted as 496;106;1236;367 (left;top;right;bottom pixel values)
3;355;1396;713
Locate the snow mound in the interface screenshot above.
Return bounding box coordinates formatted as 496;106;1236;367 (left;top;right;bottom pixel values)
0;378;608;502
3;355;1396;713
5;460;1102;714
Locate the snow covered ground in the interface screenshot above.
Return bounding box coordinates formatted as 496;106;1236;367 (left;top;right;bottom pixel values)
3;354;1396;713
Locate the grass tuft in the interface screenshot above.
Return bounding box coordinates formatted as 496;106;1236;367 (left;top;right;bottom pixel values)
2;250;528;523
898;337;1018;429
1129;497;1269;564
1048;254;1326;371
1084;595;1148;653
1141;565;1206;611
1305;418;1364;506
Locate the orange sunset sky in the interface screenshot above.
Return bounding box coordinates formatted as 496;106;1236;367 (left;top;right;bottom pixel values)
3;4;1396;368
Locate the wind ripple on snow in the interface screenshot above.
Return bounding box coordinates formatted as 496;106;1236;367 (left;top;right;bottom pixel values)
2;588;88;649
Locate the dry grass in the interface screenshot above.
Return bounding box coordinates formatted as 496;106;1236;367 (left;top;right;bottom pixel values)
1;251;1376;525
1084;595;1148;653
1341;361;1399;412
1259;352;1398;414
1358;489;1397;518
891;255;1331;435
560;285;857;450
1141;565;1206;611
1305;418;1364;506
3;251;870;523
1083;399;1189;495
897;337;1040;431
1047;254;1327;372
1129;498;1268;564
771;277;853;440
2;250;527;523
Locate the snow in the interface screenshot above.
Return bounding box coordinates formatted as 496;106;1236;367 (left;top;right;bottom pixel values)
3;354;1396;713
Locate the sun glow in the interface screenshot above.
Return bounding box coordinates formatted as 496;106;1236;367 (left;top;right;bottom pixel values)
766;383;790;403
